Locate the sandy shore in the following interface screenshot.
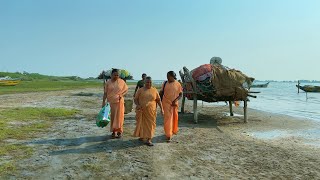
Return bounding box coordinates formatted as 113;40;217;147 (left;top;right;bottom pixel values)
1;85;320;179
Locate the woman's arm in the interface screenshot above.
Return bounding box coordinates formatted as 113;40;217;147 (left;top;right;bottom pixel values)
134;89;142;110
102;83;108;107
133;84;139;97
120;82;129;96
172;92;182;106
155;90;164;115
118;81;129;101
156;99;164;115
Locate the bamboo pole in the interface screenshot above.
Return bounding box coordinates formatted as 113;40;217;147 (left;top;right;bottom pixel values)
306;92;308;101
247;94;257;98
179;70;186;113
181;96;185;113
193;94;198;123
183;66;198;123
229;101;234;116
244;100;248;123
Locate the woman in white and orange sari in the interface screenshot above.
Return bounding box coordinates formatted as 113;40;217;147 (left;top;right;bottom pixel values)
160;71;182;142
102;69;128;138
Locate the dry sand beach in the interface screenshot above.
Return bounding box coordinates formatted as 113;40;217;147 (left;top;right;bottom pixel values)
1;85;320;179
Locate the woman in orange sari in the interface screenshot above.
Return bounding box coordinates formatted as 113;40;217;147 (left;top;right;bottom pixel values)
134;77;164;146
102;69;128;138
160;71;182;142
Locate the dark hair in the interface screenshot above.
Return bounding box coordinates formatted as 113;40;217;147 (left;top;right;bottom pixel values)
142;73;147;77
112;69;119;74
145;76;152;81
167;71;177;80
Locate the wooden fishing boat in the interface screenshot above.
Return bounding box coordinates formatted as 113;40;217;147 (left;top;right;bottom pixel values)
296;85;320;93
250;82;269;88
0;79;21;86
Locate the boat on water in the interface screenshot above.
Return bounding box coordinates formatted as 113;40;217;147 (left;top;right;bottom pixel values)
296;85;320;93
250;82;269;88
0;77;21;86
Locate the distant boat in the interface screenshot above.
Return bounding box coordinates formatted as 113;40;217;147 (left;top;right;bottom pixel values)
250;82;269;88
0;77;21;86
296;85;320;93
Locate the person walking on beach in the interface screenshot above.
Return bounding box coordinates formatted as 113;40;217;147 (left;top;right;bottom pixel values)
134;76;164;146
102;69;128;138
133;73;147;97
160;71;182;142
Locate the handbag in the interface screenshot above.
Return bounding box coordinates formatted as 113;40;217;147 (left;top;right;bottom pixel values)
159;81;167;101
96;103;111;128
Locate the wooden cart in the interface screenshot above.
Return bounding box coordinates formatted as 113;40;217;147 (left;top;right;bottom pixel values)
179;66;257;123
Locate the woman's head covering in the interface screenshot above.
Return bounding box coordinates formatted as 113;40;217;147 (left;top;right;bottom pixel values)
167;71;177;80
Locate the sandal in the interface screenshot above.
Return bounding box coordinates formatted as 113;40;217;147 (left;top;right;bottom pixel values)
166;137;172;143
146;142;154;146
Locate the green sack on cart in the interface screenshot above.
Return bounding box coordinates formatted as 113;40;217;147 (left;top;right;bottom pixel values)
96;103;111;128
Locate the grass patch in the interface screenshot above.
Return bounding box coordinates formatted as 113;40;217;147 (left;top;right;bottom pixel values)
0;107;79;122
0;80;102;95
0;107;79;176
0;162;15;176
0;144;33;157
0;107;79;141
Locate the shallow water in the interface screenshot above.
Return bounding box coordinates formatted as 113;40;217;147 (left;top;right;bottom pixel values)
250;130;288;140
249;82;320;122
249;128;320;147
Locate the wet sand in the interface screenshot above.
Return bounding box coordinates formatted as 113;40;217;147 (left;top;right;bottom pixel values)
1;85;320;179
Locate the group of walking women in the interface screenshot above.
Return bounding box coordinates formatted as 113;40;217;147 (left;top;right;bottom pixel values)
102;69;182;146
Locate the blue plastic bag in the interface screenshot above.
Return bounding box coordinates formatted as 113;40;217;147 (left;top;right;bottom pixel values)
96;103;111;128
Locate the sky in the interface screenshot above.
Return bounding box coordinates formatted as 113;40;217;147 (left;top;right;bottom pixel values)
0;0;320;81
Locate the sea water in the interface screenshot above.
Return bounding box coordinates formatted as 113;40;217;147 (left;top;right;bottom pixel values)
203;82;320;122
127;79;164;85
248;82;320;122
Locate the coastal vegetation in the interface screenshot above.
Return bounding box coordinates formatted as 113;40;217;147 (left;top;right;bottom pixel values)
0;71;102;95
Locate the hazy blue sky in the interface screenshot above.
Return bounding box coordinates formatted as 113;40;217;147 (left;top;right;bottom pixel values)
1;0;319;80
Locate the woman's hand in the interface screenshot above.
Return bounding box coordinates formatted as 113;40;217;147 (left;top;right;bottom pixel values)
171;100;177;107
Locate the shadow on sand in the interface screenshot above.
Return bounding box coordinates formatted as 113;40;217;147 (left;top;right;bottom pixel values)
177;112;245;133
26;134;168;156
